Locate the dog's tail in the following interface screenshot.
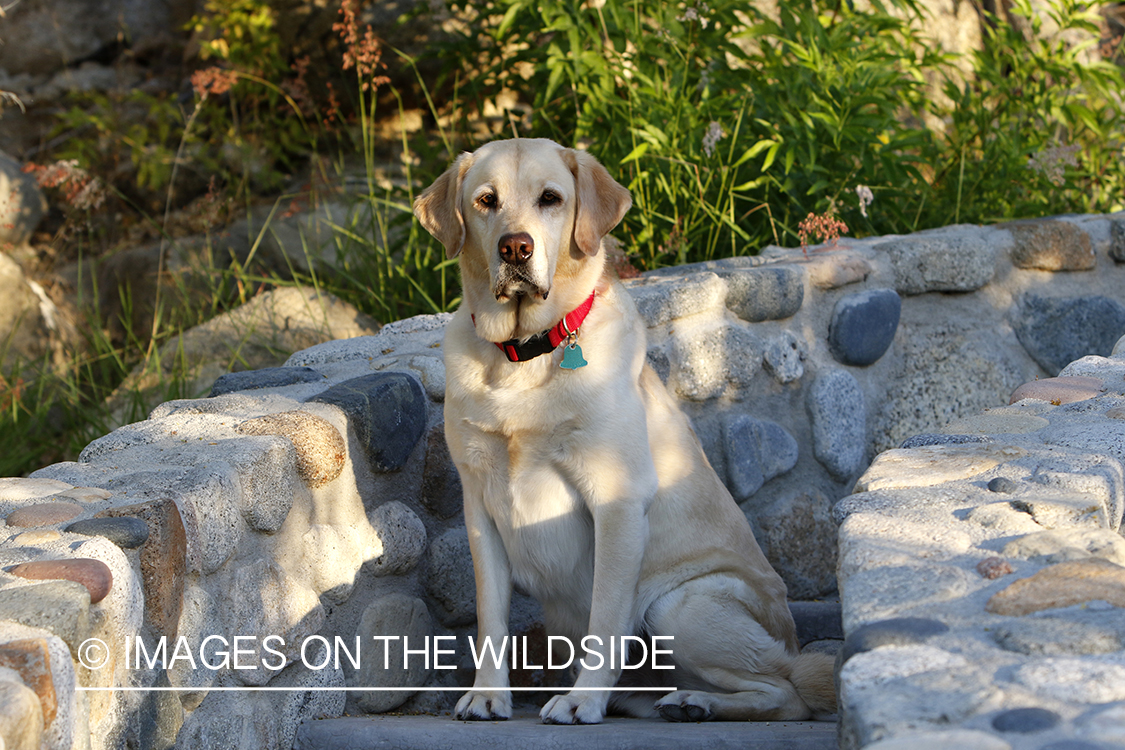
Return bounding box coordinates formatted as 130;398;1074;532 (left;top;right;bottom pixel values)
790;650;837;717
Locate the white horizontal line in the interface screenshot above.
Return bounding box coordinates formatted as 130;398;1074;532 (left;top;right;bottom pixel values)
77;686;678;693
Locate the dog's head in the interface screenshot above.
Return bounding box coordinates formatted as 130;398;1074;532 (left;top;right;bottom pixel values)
414;138;631;341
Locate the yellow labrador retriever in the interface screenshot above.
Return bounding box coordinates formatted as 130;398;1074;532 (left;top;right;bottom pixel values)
414;138;836;725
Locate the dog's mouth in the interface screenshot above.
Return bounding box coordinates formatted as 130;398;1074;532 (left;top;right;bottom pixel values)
493;264;550;303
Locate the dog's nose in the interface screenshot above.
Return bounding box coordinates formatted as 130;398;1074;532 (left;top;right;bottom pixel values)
498;232;534;265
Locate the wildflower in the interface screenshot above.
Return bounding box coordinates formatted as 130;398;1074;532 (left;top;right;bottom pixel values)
1027;143;1080;186
855;185;874;218
190;67;239;98
678;3;711;29
797;211;848;256
702;121;724;157
334;0;390;92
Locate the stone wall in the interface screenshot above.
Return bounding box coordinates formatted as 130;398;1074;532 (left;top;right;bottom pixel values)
0;211;1122;747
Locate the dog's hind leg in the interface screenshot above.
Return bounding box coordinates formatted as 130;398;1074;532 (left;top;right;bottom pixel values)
645;576;835;722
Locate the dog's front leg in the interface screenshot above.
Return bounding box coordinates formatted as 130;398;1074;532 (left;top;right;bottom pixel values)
541;455;653;725
455;487;515;721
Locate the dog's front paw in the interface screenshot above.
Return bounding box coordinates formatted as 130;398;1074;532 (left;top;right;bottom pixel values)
455;689;512;721
540;691;607;724
655;690;715;722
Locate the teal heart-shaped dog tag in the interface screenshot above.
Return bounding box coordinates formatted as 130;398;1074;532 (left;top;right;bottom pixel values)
560;343;587;370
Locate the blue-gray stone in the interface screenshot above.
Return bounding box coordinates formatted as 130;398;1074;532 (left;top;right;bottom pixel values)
210;366;324;396
841;617;949;664
65;517;150;549
1111;219;1125;263
991;707;1060;733
720;266;805;322
722;415;799;500
1013;293;1125;375
807;369;866;482
827;288;901;367
1040;742;1110;750
308;373;427;473
900;433;992;449
988;477;1019;494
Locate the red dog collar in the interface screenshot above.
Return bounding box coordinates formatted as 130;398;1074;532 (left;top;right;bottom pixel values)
475;291;596;363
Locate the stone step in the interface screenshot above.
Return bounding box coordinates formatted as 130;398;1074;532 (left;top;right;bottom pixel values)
294;711;839;750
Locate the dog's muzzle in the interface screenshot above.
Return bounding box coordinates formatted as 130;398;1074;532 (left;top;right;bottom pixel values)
494;232;550;301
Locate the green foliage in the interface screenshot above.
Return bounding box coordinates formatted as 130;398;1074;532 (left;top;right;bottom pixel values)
434;0;1125;267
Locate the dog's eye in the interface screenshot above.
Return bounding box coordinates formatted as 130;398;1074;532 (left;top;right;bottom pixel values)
539;190;561;207
478;193;497;209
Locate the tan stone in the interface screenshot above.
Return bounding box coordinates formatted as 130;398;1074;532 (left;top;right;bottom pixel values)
7;559;112;604
54;486;113;503
11;530;61;546
1009;376;1105;405
1005;219;1095;271
236;411;346;488
986;558;1125;616
854;445;1026;492
0;677;45;750
0;639;56;725
1107;406;1125;420
4;502;82;528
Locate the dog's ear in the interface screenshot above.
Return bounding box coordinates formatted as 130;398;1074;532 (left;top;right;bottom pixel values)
566;149;632;256
414;152;473;258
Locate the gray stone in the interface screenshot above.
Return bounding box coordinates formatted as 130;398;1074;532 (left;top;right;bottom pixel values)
876;228;997;294
424;526;476;628
368;501;427;576
224;436;299;532
269;637;347;744
789;600;843;645
0;581;90;655
209;366;324;396
899;433;992;449
420;424;462;520
807;369;866;481
1013;293;1125;375
669;322;760;401
992;610;1125;656
309;372;428;473
0;150;47;250
719;266;805;322
991;707;1060;733
988;477;1020;493
352;593;434;713
174;464;244;574
763;331;806;384
1111;219;1125;263
63;516;150;549
222;558;325;686
1013;656;1125;703
1039;742;1110;750
872;322;1031;453
132;670;184;750
842;565;967;632
622;272;728;327
828;288;901;366
841;617;950;665
721;415;798;501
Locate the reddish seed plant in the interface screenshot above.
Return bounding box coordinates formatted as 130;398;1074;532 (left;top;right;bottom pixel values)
334;0;391;92
190;67;239;99
797;211;848;256
22;160;107;212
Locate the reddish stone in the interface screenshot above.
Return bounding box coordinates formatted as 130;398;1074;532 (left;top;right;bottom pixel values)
96;499;185;639
5;502;82;528
986;558;1125;616
0;639;56;725
1009;376;1105;405
7;559;112;604
976;557;1014;580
